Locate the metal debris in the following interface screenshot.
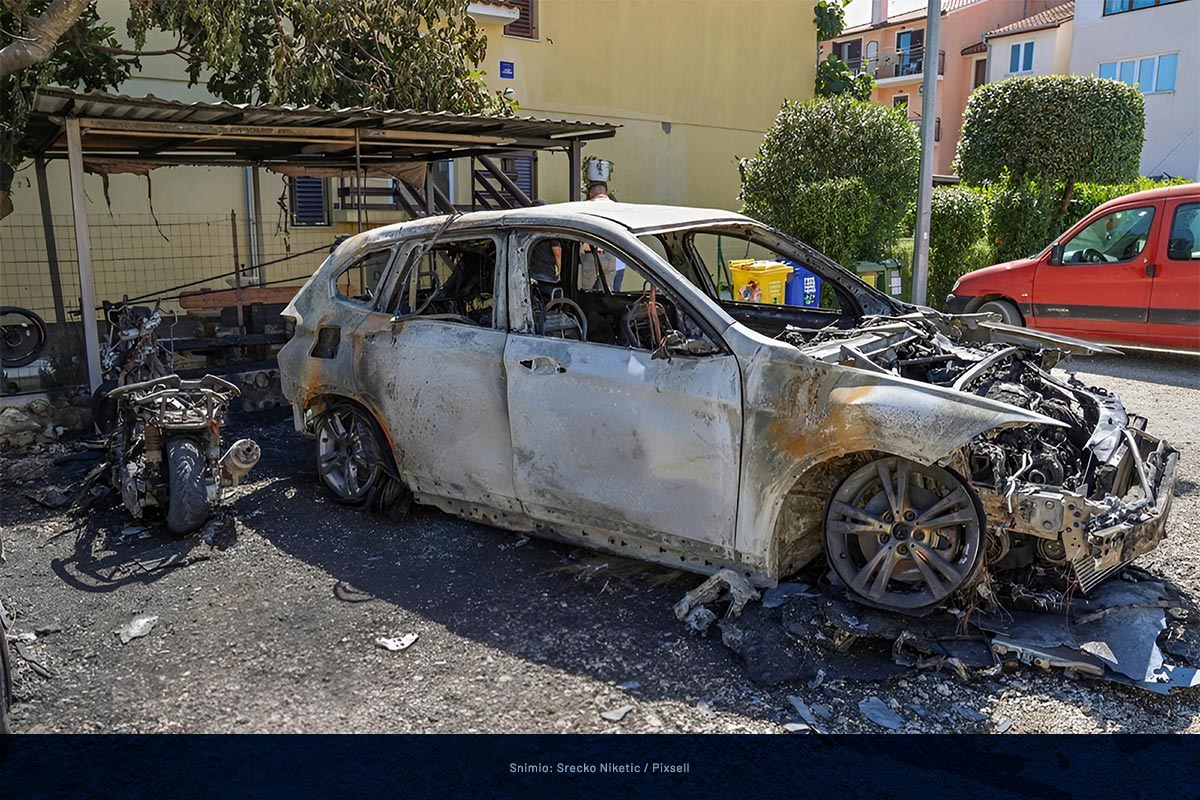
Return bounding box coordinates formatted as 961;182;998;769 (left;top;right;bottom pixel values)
858;696;904;730
376;633;418;652
786;695;824;732
952;704;988;723
116;614;158;644
762;583;819;609
673;569;760;634
600;705;634;722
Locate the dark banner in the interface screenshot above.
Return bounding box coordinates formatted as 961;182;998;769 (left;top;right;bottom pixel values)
1;734;1195;799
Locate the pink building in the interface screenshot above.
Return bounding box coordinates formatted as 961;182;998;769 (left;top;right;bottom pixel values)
821;0;1073;176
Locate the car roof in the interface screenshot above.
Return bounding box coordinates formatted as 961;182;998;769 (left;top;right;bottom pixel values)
1093;182;1199;214
366;201;754;240
503;201;752;233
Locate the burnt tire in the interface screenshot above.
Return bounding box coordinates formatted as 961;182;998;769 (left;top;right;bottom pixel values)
0;627;11;735
978;299;1022;327
165;437;210;535
91;379;119;434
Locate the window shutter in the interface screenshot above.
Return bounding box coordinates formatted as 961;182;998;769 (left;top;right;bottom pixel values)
292;177;329;226
504;0;536;38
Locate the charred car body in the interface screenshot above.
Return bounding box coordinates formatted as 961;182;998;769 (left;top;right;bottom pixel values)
278;203;1178;615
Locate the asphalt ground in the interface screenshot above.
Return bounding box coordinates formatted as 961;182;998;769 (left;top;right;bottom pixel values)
1;350;1198;733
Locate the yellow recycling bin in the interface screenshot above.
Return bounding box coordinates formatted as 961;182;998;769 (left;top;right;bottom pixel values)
728;259;792;305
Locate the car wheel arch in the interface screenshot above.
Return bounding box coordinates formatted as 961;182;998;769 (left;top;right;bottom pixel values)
968;294;1025;325
305;393;400;472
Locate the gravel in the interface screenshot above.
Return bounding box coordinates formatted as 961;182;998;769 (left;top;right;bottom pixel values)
1;350;1197;733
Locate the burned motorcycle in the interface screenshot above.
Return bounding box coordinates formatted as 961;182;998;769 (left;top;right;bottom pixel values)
108;374;260;535
93;298;176;433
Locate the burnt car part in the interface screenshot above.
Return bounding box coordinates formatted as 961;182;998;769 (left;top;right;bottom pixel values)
278;205;1176;619
784;314;1178;607
108;374;257;534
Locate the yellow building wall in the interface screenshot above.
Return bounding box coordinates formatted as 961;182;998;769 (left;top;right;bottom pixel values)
476;0;817;208
1;0;816;328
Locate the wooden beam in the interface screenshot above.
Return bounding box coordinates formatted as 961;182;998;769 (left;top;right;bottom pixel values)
34;158;67;326
65;118;102;393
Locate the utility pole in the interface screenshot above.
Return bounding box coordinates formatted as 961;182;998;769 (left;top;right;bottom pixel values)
911;0;941;306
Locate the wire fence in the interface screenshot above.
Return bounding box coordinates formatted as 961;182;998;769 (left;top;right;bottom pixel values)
1;210;336;394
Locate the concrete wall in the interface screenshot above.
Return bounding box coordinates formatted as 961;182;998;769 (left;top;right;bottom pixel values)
1069;0;1199;179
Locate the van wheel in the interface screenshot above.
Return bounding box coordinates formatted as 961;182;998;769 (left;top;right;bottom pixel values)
978;299;1022;327
315;404;387;506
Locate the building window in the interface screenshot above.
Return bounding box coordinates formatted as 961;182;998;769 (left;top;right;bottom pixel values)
1009;41;1034;74
892;94;909;109
1104;0;1187;16
290;177;330;227
973;57;987;89
835;38;863;67
1100;53;1178;93
504;0;537;39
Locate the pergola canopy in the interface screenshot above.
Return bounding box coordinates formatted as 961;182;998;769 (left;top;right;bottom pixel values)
23;87;617;172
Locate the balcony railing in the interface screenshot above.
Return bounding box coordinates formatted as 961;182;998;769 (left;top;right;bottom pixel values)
843;48;946;80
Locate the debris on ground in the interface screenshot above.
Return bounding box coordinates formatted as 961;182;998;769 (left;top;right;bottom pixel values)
700;564;1200;695
673;568;760;634
858;696;904;730
599;705;634;722
116;614;159;645
376;633;418;652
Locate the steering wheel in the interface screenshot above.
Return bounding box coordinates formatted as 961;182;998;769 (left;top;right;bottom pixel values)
1080;248;1107;264
543;297;588;340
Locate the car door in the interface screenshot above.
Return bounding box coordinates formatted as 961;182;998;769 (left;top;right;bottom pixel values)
1031;201;1161;343
501;229;743;556
1147;198;1200;348
351;232;520;511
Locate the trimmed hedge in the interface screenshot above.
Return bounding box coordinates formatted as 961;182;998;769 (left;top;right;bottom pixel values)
740;98;919;263
927;186;990;310
957;75;1144;188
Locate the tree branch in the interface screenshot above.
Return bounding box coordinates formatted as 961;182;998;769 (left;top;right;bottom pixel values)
0;0;91;78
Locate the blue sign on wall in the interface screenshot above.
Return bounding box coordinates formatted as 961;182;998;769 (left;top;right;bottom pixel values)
499;61;515;79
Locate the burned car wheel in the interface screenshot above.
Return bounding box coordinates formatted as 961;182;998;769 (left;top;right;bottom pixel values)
316;404;387;505
824;456;984;613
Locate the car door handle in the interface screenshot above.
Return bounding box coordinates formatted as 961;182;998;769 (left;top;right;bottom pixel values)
518;356;566;375
1146;263;1158;277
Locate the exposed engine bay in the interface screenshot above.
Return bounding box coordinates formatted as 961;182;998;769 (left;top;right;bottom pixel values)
782;313;1179;598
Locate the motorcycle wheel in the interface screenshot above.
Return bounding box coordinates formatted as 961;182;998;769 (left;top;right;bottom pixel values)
0;626;11;734
165;437;210;535
0;306;48;369
91;380;119;434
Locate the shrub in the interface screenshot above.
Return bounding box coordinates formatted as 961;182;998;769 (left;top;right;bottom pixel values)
740;97;920;263
749;177;873;267
986;175;1191;264
957;75;1145;200
927;186;990;309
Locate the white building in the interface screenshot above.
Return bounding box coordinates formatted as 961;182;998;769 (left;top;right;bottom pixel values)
984;2;1075;83
1068;0;1199;180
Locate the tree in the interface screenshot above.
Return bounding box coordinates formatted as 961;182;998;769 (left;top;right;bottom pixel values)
813;0;874;100
955;74;1145;213
740;97;920;263
1;0;509;216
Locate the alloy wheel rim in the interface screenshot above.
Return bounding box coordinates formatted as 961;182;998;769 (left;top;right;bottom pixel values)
317;409;375;500
824;457;982;611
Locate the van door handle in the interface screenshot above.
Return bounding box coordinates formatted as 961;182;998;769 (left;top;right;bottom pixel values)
518;356;566;375
1146;263;1158;277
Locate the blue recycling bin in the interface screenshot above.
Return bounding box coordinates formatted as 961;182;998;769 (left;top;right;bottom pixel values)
783;260;822;307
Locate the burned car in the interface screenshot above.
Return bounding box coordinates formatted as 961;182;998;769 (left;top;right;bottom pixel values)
278;203;1178;615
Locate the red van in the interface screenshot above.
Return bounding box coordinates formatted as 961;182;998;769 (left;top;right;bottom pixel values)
946;184;1200;349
